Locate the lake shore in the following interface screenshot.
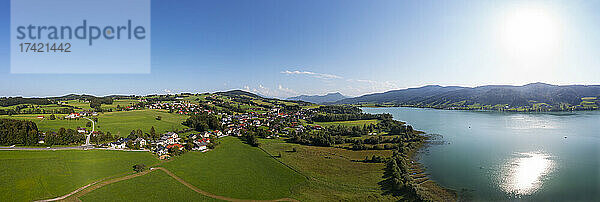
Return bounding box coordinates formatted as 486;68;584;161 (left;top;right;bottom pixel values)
362;107;600;201
405;131;458;201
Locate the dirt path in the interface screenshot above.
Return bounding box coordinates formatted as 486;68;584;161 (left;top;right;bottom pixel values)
155;167;298;202
37;167;299;202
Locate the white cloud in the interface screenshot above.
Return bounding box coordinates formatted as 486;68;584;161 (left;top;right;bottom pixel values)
277;69;399;97
241;84;299;99
278;84;297;94
281;70;342;79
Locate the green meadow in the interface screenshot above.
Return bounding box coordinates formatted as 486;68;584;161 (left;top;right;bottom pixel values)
80;170;222;202
0;150;158;202
162;137;306;200
0;109;189;136
259;139;400;201
62;100;94;111
94;109;189;136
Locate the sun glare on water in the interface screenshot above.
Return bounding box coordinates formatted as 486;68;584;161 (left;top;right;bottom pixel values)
499;151;555;197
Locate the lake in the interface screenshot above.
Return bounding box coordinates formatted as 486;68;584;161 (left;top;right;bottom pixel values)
362;107;599;201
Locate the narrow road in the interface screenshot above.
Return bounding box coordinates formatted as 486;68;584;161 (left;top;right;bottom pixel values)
0;146;84;150
81;117;95;146
36;167;299;202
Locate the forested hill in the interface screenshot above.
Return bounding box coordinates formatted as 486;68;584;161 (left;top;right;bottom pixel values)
332;83;600;111
287;92;347;104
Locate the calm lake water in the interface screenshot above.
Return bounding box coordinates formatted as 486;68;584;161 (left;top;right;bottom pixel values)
362;107;600;201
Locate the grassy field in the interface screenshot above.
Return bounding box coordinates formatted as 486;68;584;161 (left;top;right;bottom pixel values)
80;170;222;202
0;150;158;202
314;119;379;127
95;109;189;136
0;109;189;136
62;100;93;111
0;114;89;132
101;99;140;111
259;139;400;201
62;99;140;112
162;137;306;200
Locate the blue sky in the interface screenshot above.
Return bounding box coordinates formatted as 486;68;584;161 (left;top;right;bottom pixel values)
1;0;599;98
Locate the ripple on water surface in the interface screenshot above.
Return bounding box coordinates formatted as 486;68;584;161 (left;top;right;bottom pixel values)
497;151;555;198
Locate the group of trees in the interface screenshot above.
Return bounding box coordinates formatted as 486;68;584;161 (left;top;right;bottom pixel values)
90;131;116;145
382;152;425;201
286;130;345;147
310;105;394;122
362;155;388;163
311;113;386;122
126;127;160;141
324;124;371;137
315;105;362;114
89;97;113;111
240;130;260;147
377;119;415;136
182;113;223;132
0;119;40;145
133;164;146;173
348;142;398;151
44;128;86;145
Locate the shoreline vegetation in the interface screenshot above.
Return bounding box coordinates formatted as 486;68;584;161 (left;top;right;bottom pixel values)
386;130;459;201
392;130;458;201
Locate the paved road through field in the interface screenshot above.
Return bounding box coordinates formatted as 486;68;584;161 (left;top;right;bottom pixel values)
81;116;95;146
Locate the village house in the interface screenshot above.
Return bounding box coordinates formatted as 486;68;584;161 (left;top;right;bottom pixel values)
156;132;179;146
109;138;130;149
64;113;80;119
133;137;147;147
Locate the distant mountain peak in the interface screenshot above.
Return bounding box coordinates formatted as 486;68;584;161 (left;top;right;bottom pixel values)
332;83;600;110
524;82;553;86
287;92;348;104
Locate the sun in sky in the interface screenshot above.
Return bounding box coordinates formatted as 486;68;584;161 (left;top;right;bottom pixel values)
494;3;565;82
498;4;563;59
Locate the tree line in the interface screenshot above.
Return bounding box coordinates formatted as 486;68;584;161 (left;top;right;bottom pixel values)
0;97;53;107
44;128;86;145
315;105;362;114
182;113;223;132
381;151;427;201
0;119;40;145
311;113;391;122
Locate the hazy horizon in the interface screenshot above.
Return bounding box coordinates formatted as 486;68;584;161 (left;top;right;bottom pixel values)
3;82;599;99
2;0;600;98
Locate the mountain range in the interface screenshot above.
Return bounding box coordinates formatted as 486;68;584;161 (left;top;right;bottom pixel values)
287;92;348;104
331;83;600;110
